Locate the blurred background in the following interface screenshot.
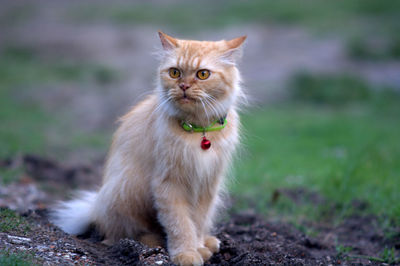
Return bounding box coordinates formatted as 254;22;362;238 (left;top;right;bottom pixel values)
1;0;399;233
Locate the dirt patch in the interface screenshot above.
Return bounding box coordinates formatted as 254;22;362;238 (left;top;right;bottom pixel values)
1;155;399;265
0;154;103;212
208;212;336;265
1;208;396;265
0;209;113;265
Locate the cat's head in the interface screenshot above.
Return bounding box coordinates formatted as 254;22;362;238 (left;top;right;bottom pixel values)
157;31;246;124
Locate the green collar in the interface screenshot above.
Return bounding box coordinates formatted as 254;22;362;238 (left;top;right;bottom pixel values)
181;117;227;133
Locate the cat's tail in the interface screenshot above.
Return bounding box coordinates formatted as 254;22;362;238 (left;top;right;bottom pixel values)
50;191;97;235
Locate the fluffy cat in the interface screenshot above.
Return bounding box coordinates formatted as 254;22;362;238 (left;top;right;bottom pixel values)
51;31;246;266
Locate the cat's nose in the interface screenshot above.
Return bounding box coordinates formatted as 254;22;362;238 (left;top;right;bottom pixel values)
179;83;191;91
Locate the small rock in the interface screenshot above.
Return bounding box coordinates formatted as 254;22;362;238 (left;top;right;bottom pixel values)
36;245;49;252
155;261;163;265
224;252;232;260
7;235;32;245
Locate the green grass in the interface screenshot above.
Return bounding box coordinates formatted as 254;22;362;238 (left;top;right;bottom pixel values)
0;167;24;184
0;210;36;265
377;247;400;264
336;243;353;258
69;0;400;26
348;247;400;264
68;1;400;37
68;0;400;64
0;250;35;266
0;4;36;27
0;45;116;161
0;209;30;233
231;101;400;225
347;36;400;61
291;73;371;105
0;45;119;86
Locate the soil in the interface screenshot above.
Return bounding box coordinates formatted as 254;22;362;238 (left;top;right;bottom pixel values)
1;155;399;265
0;207;394;265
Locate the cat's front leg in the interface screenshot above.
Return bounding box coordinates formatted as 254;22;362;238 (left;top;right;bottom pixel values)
193;183;222;257
153;182;204;266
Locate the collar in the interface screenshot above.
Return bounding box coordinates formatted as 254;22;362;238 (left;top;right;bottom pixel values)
181;116;227;133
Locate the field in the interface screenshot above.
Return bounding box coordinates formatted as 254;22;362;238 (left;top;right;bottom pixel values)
234;101;400;224
1;0;400;264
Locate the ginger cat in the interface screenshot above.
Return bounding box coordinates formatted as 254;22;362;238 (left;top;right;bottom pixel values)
51;31;246;266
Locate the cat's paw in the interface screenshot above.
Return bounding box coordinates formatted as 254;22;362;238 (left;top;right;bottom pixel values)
204;236;220;253
172;250;204;266
197;247;212;261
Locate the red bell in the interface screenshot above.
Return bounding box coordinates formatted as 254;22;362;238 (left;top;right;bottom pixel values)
201;136;211;150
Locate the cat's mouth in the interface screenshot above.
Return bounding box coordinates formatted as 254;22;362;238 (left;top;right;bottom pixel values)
179;92;195;104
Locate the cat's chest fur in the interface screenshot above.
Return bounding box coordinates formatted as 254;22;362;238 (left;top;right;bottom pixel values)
153;113;238;182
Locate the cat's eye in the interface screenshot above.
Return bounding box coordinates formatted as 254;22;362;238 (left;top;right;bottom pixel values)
196;69;210;80
169;68;181;79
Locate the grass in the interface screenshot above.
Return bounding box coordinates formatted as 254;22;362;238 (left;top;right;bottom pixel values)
0;45;115;185
0;250;35;266
68;1;400;37
378;247;400;264
68;1;400;26
347;37;400;61
0;209;30;233
0;167;24;185
336;245;400;264
0;45;116;161
0;45;119;86
0;4;36;27
336;243;353;258
348;247;400;264
291;73;371;105
68;1;400;63
231;99;400;225
0;209;36;265
0;87;51;159
230;72;400;225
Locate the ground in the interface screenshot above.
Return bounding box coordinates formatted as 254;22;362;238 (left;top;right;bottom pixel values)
0;208;387;265
1;155;399;265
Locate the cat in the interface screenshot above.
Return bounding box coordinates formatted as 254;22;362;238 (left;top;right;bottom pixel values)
51;31;246;266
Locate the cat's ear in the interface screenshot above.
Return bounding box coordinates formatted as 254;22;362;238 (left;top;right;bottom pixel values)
158;31;178;51
226;36;247;50
220;35;247;65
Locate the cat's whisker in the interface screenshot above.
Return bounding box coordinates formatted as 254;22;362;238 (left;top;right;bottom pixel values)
208;96;228;116
202;97;220;118
153;96;170;113
199;99;211;125
199;93;215;114
203;94;225;118
153;93;173;116
202;96;219;119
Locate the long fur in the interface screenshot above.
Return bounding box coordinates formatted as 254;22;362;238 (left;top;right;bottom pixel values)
50;191;97;235
51;32;246;266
